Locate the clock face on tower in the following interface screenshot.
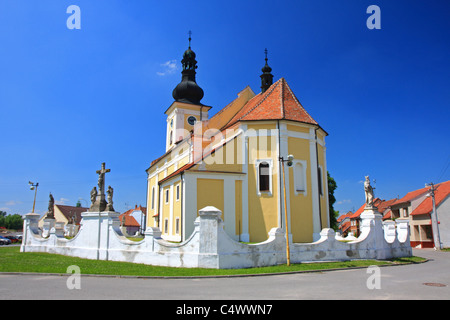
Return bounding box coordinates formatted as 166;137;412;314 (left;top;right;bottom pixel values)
187;116;197;126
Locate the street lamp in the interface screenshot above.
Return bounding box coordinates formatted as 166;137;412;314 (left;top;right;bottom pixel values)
279;154;294;266
29;181;39;213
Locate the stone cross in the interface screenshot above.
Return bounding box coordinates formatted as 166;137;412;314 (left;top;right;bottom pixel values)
96;162;111;195
89;162;112;212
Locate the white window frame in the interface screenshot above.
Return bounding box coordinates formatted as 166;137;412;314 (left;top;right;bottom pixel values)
255;159;273;196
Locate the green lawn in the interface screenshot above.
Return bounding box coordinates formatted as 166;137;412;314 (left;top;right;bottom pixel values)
0;246;425;277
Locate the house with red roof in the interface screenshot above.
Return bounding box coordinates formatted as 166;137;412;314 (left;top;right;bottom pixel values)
409;180;450;248
38;204;88;232
337;211;353;237
119;205;147;236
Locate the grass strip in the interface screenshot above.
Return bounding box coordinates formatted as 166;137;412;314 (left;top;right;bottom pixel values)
0;246;425;277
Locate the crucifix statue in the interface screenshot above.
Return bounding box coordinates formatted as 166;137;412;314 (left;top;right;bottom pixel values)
96;162;111;195
89;162;112;212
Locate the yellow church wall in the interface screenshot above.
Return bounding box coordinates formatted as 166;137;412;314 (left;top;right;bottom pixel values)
197;178;224;219
287;136;314;243
172;181;182;236
161;186;170;234
146;175;159;228
286;123;310;134
198;134;243;173
246;132;279;243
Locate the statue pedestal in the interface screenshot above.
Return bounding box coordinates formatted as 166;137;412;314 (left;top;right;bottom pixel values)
90;194;107;212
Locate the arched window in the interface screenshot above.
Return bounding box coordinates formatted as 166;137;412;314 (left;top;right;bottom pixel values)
259;162;270;192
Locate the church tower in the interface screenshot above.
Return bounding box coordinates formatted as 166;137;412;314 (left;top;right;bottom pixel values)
164;32;211;151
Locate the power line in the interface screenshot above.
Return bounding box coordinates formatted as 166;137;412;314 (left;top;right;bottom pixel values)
436;155;450;182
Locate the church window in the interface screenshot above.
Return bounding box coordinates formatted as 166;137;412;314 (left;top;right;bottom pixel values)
175;218;180;235
256;160;272;194
164;219;169;234
318;166;323;197
151;187;155;209
176;184;180;201
169;131;173;145
165;189;169;204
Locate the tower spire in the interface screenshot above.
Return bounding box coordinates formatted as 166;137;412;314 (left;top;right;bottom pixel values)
260;48;273;93
172;31;204;105
188;30;192;49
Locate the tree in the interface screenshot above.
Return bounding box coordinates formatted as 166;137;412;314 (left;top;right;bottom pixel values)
0;212;24;230
327;172;339;231
0;211;6;228
5;214;24;230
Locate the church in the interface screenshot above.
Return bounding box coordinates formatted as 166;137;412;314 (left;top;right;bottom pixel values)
146;37;329;243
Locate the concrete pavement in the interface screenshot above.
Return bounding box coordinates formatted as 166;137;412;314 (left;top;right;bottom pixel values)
0;249;448;300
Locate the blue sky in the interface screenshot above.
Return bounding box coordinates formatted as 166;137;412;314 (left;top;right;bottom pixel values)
0;0;449;217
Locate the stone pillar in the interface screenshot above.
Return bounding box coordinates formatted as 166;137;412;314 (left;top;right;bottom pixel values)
360;207;386;259
20;213;40;252
197;206;223;268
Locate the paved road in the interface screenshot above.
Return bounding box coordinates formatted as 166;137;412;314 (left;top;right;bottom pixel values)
0;249;448;300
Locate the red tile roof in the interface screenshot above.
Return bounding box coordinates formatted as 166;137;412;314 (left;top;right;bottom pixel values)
337;211;353;222
56;205;88;225
119;205;147;227
411;181;450;216
149;78;325;183
393;186;429;205
225;78;320;129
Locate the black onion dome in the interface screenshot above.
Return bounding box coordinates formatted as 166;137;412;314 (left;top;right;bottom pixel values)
172;80;204;105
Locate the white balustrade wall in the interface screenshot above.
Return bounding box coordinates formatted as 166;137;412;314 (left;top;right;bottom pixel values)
21;206;412;269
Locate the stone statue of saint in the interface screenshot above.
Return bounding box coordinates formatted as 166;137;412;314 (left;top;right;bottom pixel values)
46;193;55;219
90;187;98;209
106;186;115;212
364;176;375;208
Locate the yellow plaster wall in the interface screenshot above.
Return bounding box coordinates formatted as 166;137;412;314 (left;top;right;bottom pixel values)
173;182;182;236
287;136;314;242
197;179;224;220
247;133;279;243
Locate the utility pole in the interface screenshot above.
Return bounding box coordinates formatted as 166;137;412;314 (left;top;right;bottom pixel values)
426;182;442;250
